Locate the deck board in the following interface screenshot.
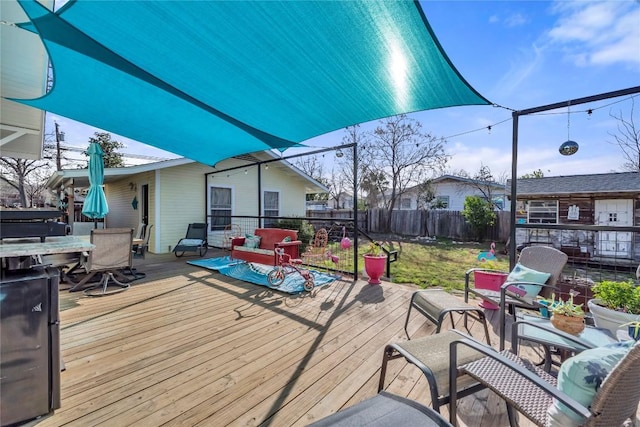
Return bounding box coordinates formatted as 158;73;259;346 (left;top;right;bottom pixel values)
28;252;541;427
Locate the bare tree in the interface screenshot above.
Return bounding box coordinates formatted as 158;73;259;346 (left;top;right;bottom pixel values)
608;98;640;172
0;157;49;207
338;125;374;208
294;154;329;202
456;164;506;210
367;114;448;231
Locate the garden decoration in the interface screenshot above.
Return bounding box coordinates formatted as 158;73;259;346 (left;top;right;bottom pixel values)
326;250;339;265
340;226;352;249
477;242;497;262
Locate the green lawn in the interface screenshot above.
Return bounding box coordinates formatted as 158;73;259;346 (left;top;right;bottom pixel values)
360;238;510;291
322;238;511;290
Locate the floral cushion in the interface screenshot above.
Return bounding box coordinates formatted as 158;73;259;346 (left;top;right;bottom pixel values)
505;262;551;297
244;234;261;249
547;340;634;426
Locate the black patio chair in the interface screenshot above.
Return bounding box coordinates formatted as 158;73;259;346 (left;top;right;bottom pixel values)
173;223;208;257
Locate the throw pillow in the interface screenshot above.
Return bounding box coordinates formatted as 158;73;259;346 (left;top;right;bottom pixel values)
505;262;551;298
547;340;635;426
243;234;261;249
282;236;292;242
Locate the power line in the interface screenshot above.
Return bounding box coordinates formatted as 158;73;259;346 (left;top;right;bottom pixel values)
43;144;171;161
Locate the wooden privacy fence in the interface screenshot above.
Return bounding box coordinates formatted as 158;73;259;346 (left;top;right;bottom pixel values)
366;209;510;242
306;209;510;242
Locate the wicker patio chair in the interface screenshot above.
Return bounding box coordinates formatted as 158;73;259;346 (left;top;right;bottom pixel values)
67;228;134;296
464;245;568;349
308;391;453;427
223;223;242;253
449;322;640;427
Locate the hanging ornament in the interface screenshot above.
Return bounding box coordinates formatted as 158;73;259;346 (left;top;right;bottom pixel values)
559;103;579;156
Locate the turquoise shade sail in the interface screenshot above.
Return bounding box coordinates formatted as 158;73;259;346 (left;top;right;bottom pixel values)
81;142;109;220
10;0;490;166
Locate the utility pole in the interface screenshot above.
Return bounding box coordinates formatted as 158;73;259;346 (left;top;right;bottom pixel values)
54;121;63;171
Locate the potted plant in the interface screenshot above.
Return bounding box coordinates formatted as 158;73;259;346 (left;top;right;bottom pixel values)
549;294;585;335
363;242;387;285
587;279;640;336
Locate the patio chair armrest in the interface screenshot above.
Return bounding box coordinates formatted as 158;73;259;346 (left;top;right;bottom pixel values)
274;240;302;248
465;267;509;277
231;237;246;247
449;338;592;422
511;320;595;352
464;267;508;303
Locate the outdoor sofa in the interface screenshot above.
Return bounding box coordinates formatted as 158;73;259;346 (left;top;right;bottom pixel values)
231;228;301;265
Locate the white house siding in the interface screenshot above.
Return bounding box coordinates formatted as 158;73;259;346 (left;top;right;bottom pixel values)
105;172;156;250
158;162;213;253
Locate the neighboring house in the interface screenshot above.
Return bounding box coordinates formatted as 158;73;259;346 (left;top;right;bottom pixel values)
47;151;328;254
507;172;640;262
381;175;507;211
330;191;354;210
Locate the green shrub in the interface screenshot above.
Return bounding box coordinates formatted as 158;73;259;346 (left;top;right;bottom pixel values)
462;196;495;242
592;280;640;315
272;218;314;253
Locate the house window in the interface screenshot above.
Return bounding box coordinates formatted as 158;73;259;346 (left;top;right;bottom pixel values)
435;196;449;209
400;197;412;209
528;200;558;224
210;186;232;231
263;190;279;227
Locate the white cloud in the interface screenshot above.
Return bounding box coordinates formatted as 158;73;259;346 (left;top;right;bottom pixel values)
505;13;527;28
547;1;640;68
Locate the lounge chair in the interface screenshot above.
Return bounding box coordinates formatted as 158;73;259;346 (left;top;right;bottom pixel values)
173;223;208;257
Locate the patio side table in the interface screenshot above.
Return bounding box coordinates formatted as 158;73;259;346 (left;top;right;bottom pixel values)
515;314;618;371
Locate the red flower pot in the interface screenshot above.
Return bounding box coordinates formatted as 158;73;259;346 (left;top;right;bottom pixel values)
364;255;387;285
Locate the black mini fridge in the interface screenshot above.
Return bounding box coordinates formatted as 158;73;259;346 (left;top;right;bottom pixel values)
1;266;61;426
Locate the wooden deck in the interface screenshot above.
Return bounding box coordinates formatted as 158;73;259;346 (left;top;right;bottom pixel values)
33;251;534;427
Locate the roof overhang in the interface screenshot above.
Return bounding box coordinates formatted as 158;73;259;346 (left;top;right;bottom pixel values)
0;0;51;159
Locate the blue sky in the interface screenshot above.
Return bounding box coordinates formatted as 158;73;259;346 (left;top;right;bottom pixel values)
46;0;640;176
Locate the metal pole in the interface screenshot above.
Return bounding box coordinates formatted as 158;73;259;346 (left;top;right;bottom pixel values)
353;144;359;281
509;112;519;269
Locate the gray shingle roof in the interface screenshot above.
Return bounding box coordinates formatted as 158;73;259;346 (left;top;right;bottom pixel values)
506;172;640;196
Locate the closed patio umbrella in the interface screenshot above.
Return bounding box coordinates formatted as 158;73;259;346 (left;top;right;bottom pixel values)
82;142;109;226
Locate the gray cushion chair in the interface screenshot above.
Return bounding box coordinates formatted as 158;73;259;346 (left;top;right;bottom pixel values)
67;228;134;296
464;245;568;350
307;391;453;427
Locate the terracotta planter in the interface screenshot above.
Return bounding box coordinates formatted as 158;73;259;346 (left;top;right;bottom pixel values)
473;270;509;310
551;314;585;335
363;255;386;285
588;299;639;336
